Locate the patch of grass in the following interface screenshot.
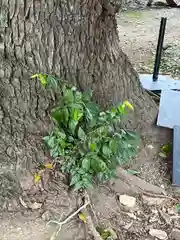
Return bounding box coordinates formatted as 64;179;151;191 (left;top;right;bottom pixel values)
123;10;145;19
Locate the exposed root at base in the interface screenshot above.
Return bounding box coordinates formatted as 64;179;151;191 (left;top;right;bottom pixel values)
48;191;102;240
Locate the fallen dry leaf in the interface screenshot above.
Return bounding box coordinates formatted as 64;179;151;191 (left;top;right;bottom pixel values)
34;173;41;184
44;163;53;169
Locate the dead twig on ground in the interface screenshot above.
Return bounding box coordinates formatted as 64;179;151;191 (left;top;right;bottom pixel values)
48;191;102;240
86;212;103;240
84;191;103;240
84;191;99;225
48;201;89;240
141;191;177;202
47;200;90;227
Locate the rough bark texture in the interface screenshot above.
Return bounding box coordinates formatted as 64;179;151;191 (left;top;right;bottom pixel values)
0;0;158;201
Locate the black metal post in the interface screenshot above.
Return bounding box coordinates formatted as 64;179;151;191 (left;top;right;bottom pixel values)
153;17;167;82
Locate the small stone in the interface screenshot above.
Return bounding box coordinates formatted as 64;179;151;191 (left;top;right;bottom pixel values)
167;207;176;215
162;207;167;212
127;212;137;219
28;202;42;210
119;195;136;209
0;69;4;78
142;195;166;206
149;215;159;223
151;209;158;214
42;211;51;221
149;229;167;240
123;221;133;230
171;228;180;240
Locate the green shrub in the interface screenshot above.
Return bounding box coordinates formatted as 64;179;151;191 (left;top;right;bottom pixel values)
32;74;140;190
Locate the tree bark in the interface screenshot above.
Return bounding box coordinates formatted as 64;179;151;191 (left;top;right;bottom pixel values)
0;0;159;200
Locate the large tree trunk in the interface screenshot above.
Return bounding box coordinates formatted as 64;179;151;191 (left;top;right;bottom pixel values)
0;0;159;200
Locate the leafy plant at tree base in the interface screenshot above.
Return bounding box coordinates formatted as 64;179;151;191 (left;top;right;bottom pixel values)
32;74;140;190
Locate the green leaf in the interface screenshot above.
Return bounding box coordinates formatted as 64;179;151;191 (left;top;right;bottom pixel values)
47;75;58;88
58;138;67;149
117;104;125;114
57;131;66;139
47;136;55;148
102;145;111;157
158;152;167;158
74;91;82;102
68;136;74;142
78;127;86;140
161;143;172;155
43;136;50;143
51;107;61;123
78;168;86;175
69;120;78;135
51;107;69;124
82;158;90;171
63;89;74;103
86;102;99;117
82;179;93;189
89;143;97;152
74;181;83;191
70;175;80;186
109;139;117;153
95;126;108;136
62;108;69;123
73;108;83;121
50;147;59;158
82;90;93;102
91;157;107;173
110;107;117;117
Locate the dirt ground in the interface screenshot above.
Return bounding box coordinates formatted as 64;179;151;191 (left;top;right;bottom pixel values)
117;7;180;192
1;7;180;240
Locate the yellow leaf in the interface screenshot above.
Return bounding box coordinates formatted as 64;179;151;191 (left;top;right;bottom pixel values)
123;100;134;111
44;163;53;169
34;174;41;184
78;212;87;223
39;74;47;86
31;74;39;79
161;143;172;155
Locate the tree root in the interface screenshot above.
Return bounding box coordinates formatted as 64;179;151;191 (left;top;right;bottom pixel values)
47;201;90;240
86;212;103;240
47;192;102;240
113;168;167;195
